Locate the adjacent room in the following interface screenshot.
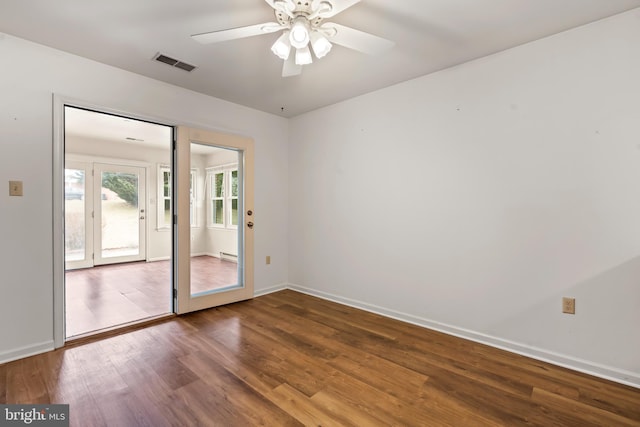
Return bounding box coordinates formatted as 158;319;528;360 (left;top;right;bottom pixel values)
1;0;639;425
64;107;245;337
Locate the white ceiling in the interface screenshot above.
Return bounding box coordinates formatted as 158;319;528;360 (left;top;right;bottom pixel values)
64;106;222;154
2;0;639;117
65;106;173;148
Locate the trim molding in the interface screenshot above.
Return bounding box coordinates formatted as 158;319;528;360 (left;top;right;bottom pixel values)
148;256;171;262
0;341;54;365
286;283;640;389
253;283;288;298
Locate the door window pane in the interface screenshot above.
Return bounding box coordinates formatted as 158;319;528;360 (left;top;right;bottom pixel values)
101;172;140;258
192;142;241;296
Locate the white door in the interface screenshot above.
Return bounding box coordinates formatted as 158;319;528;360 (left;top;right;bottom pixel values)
94;163;147;265
175;126;254;314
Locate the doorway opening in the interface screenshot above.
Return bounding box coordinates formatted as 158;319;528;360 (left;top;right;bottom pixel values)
63;106;174;338
54;101;255;345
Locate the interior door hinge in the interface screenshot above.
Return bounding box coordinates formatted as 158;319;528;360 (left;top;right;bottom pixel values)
173;288;177;299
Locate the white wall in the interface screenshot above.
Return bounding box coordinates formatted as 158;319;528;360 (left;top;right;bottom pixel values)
0;34;289;362
289;10;640;386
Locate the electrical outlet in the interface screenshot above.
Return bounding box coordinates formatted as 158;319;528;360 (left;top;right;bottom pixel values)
9;180;23;196
266;256;271;265
562;297;575;315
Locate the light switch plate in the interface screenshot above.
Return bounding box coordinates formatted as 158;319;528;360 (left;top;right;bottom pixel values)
562;297;575;315
9;180;23;196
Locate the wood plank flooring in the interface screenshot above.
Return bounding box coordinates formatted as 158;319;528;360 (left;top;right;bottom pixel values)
65;256;237;337
3;290;639;426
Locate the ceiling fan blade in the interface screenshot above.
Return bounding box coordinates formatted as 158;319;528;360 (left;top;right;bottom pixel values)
313;0;361;18
282;55;303;77
192;22;283;44
323;23;394;55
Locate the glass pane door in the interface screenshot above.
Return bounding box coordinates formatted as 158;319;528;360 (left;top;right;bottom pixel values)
191;144;241;295
175;126;254;314
94;163;146;265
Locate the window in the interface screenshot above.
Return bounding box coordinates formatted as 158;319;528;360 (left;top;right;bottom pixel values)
229;169;238;226
207;165;238;228
158;165;196;229
159;166;171;229
212;171;224;226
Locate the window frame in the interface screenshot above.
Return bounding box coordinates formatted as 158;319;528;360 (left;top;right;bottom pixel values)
206;163;238;229
157;164;197;230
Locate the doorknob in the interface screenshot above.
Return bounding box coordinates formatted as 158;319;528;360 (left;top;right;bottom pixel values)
247;221;254;229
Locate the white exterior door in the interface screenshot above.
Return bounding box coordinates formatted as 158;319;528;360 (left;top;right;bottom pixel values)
93;163;147;265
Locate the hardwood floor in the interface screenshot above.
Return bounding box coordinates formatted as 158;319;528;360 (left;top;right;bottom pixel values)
3;290;639;426
65;256;238;337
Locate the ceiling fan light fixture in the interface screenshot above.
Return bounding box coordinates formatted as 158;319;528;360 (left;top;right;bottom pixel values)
295;45;313;65
310;31;332;58
289;18;310;49
271;31;292;60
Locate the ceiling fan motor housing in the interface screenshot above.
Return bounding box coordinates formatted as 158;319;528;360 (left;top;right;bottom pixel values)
274;0;327;29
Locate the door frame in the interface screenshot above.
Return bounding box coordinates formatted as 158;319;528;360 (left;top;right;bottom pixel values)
53;96;179;346
53;95;256;347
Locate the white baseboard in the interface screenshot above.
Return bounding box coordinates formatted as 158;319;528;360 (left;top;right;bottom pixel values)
0;341;54;365
148;253;232;262
190;252;210;258
253;283;288;298
286;283;640;389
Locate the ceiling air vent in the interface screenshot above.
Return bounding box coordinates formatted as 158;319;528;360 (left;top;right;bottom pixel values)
153;53;196;72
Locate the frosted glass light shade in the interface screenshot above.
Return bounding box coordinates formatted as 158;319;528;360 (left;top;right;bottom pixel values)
295;46;313;65
310;31;332;58
271;31;291;60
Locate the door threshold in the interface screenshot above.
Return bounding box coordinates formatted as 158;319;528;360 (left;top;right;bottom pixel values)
65;313;176;348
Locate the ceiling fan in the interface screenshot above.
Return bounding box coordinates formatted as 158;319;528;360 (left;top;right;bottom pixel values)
191;0;395;77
